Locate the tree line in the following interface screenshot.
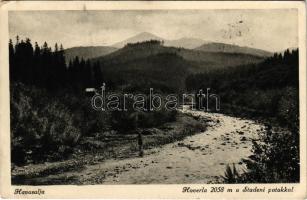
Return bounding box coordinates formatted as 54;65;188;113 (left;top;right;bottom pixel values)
186;49;299;93
9;36;103;91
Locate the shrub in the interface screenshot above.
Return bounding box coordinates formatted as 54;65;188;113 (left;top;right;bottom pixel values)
59;91;110;136
110;110;177;133
221;164;240;183
220;87;299;183
241;124;299;183
277;87;299;130
10;83;80;165
109;94;178;133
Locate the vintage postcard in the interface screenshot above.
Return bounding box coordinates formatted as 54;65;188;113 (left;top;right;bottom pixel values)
0;1;306;199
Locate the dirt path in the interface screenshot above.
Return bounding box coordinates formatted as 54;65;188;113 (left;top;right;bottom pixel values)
47;109;264;184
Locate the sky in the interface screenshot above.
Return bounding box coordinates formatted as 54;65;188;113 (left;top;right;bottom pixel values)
9;9;298;52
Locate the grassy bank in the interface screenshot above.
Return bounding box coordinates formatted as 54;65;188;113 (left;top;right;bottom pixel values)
12;112;207;185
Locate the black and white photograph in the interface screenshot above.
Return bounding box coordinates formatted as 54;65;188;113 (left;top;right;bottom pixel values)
0;1;306;199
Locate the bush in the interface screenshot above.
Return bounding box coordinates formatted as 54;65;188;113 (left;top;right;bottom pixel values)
222;164;240;183
277;87;299;130
220;87;299;183
237;124;299;183
10;83;80;165
58;91;110;136
111;110;177;133
109;94;178;133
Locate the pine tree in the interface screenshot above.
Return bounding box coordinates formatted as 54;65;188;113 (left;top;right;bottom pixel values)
9;39;15;80
24;38;34;84
58;44;67;86
84;59;92;87
9;36;97;92
93;61;103;88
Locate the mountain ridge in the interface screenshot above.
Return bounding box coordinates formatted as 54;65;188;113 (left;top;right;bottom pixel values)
195;42;273;57
64;46;117;64
65;32;275;63
112;32;207;50
94;41;265;72
91;41;267;92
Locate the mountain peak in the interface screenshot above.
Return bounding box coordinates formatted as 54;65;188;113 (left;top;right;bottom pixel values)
112;32;164;48
136;32;160;38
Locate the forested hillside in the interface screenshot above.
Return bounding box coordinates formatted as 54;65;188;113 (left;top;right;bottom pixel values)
9;37;103;91
98;40;265;68
93;40;265;92
195;42;272;57
186;49;299;120
186;49;300;183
